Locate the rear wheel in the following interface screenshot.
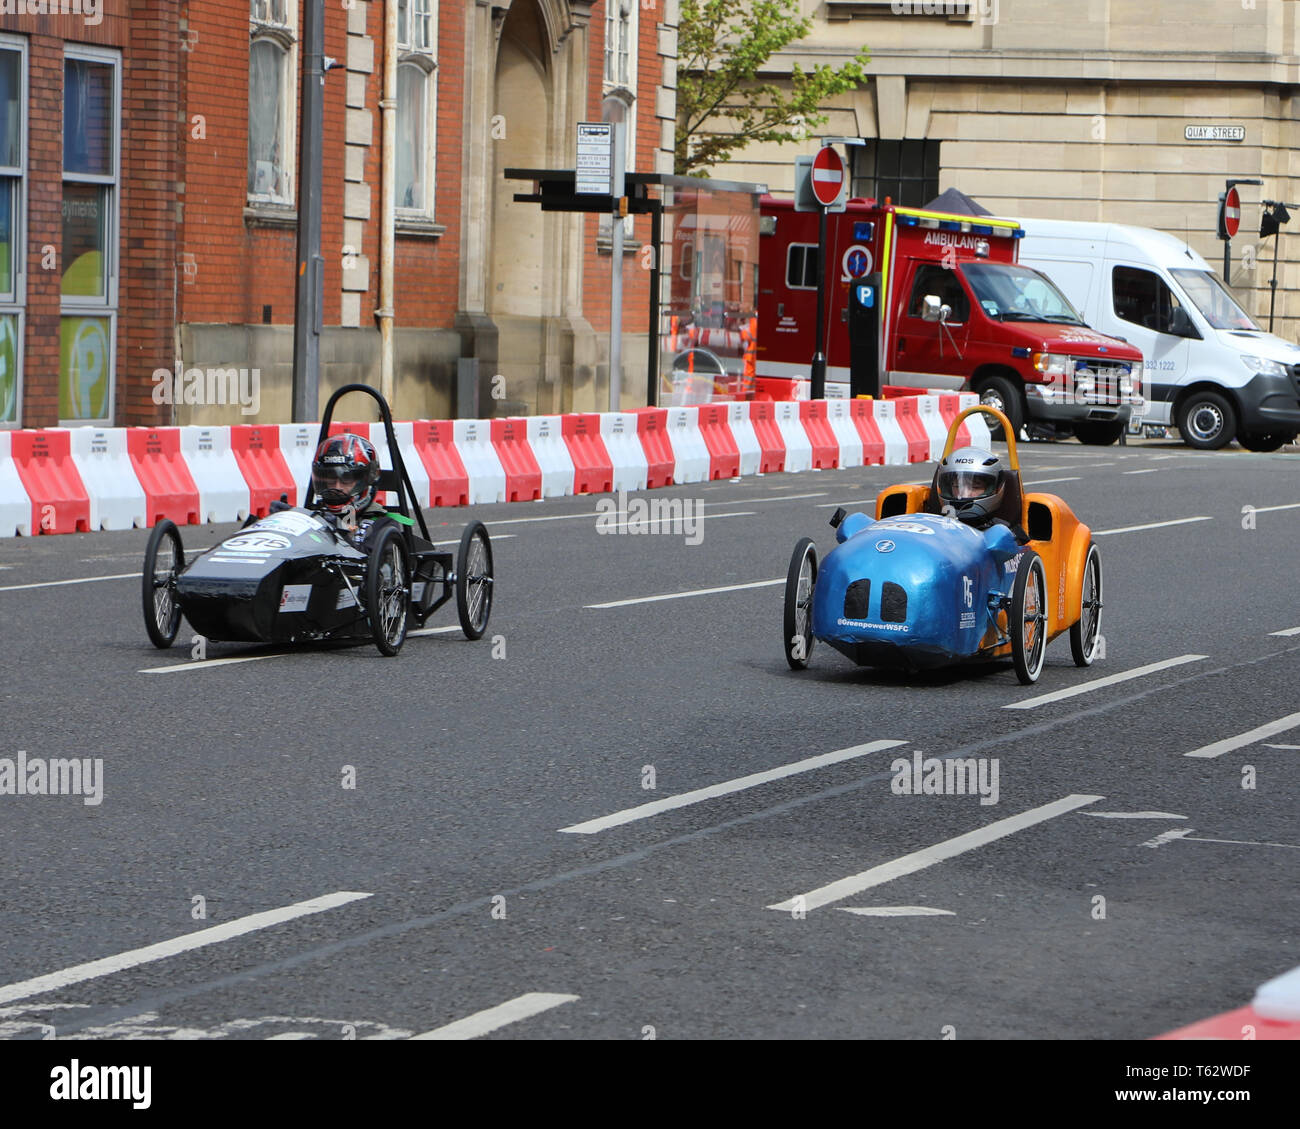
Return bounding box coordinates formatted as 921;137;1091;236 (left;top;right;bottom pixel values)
1238;432;1294;452
783;537;817;670
456;521;494;640
1177;390;1237;450
365;524;411;656
1010;550;1047;685
142;520;185;649
977;375;1024;440
1073;420;1124;446
1070;543;1103;667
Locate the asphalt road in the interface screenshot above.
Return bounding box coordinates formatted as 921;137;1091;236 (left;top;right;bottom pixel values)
0;437;1297;1043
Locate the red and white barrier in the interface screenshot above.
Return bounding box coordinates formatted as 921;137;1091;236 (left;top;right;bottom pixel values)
10;429;92;534
599;412;649;493
748;401;786;473
526;415;576;499
959;393;992;447
278;424;319;506
696;404;741;480
871;401;909;466
850;400;886;466
825;400;864;469
634;407;675;489
727;401;762;477
411;420;469;508
773;402;813;473
890;395;930;463
453;419;507;505
127;428;201;527
915;395;949;462
665;406;710;484
798;401;840;470
369;421;433;510
179;425;250;523
68;426;147;531
230;424;295;519
0;431;33;536
490;418;543;502
1157;964;1300;1041
562;413;614;495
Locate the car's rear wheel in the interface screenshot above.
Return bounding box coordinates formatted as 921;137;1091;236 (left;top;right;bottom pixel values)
977;375;1024;440
142;519;185;649
1010;550;1047;685
1073;420;1124;446
783;537;817;670
366;524;411;656
1177;390;1236;450
1070;542;1103;667
1237;432;1294;452
456;521;493;640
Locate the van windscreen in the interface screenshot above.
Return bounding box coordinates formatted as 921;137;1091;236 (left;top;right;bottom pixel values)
1169;269;1260;331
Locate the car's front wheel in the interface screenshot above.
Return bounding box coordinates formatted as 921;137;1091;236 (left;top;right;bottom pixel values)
142;519;185;649
1070;543;1103;667
1177;390;1237;450
365;524;411;656
1010;550;1048;685
783;537;817;670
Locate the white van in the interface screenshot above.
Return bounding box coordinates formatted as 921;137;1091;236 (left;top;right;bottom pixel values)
1016;219;1300;450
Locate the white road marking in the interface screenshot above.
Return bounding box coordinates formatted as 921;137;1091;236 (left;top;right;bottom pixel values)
1269;627;1300;637
1184;835;1300;851
0;572;136;593
410;993;578;1040
839;906;955;918
1183;710;1300;759
586;577;782;609
767;794;1102;913
1025;477;1083;486
1264;743;1300;750
1141;828;1194;849
0;891;372;1006
1003;654;1207;710
1092;516;1212;536
559;740;908;834
1251;502;1300;514
266;1032;314;1040
430;534;514;546
600;510;755;532
1083;811;1186;820
1122;468;1161;475
816;499;884;509
139;626;463;673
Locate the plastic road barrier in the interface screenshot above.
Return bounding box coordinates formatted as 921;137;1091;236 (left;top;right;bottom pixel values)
849;400;886;466
491;417;544;502
798;401;840;470
599;412;649;493
871;400;910;466
890;395;931;463
453;419;507;505
727;401;762;477
664;406;710;484
696;403;741;480
9;429;91;534
747;401;786;473
0;431;32;535
127;428;201;527
825;399;864;469
634;407;675;489
68;426;147;531
278;424;320;506
525;415;576;499
230;424;295;519
561;413;614;495
410;421;469;508
368;420;432;510
180;425;250;523
773;402;813;473
915;395;949;461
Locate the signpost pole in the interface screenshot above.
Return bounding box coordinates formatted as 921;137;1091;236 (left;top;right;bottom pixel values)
609;120;626;412
812;204;828;400
291;0;325;423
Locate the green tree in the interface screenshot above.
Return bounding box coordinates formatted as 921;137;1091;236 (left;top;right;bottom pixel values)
675;0;871;177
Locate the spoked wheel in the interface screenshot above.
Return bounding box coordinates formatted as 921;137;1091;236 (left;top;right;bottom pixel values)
365;524;411;656
1070;542;1103;667
783;537;817;670
142;519;185;649
1010;549;1048;685
456;521;494;640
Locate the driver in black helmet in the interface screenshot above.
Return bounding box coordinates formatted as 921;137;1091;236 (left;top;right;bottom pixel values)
934;446;1029;543
308;432;392;545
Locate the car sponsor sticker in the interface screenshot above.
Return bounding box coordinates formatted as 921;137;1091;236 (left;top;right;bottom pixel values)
411;581;425;603
875;520;936;535
279;584;311;614
837;617;909;633
254;511;317;538
960;611;976;629
336;587;358;610
220;531;293;554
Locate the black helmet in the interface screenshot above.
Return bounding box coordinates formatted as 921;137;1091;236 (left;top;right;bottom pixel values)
311;432;380;513
936;446;1005;523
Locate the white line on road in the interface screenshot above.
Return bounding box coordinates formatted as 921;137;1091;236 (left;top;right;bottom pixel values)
839;906;955;918
0;892;372;1006
1251;503;1300;514
1025;477;1083;487
0;572;136;593
601;510;754;532
410;993;578;1040
1264;743;1300;750
767;794;1102;913
559;740;908;834
816;499;885;509
1083;811;1187;820
1122;468;1161;475
1003;654;1207;710
1141;828;1194;849
138;627;463;673
1092;516;1212;536
1185;835;1300;851
1183;710;1300;759
1270;627;1300;637
585;577;782;609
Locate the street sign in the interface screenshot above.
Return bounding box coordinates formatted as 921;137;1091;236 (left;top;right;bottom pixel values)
1186;124;1245;142
575;122;612;195
1222;186;1241;238
811;146;846;208
842;244;872;281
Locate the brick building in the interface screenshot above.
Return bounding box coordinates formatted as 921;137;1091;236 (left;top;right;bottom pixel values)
1;0;681;429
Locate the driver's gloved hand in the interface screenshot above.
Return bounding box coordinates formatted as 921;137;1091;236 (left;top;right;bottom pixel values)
269;495;292;513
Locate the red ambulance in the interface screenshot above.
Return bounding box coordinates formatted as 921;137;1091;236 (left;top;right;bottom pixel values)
756;196;1146;443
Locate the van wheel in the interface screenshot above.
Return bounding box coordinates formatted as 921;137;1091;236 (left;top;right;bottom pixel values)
1073;420;1124;446
978;376;1024;439
1237;432;1294;452
1176;390;1236;450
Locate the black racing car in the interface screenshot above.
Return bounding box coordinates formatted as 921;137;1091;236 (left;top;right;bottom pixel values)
141;383;493;657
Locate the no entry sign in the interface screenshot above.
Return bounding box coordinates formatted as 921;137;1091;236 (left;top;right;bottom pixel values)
811;146;845;208
1223;186;1241;238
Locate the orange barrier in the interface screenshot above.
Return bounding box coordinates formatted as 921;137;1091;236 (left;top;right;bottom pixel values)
798;401;840;470
747;401;786;473
890;395;931;463
409;421;469;508
634;407;675;489
230;424;296;518
696;404;741;480
490;418;543;502
9;430;91;534
561;413;614;495
850;400;886;465
127;428;201;527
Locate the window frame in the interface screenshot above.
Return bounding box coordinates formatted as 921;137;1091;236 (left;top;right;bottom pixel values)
785;243;819;291
853;139;942;209
247;1;298;209
0;33;26;428
395;0;439;228
60;44;120;427
907;264;970;324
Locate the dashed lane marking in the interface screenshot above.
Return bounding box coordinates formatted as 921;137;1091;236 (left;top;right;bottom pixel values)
585;578;782;609
1183;710;1300;759
410;993;579;1040
0;892;372;1006
1092;516;1212;536
767;794;1102;913
839;906;955;918
1003;655;1207;710
136;627;461;674
559;740;907;834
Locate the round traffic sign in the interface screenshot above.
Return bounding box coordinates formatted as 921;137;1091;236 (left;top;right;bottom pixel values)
810;146;845;208
1224;186;1241;238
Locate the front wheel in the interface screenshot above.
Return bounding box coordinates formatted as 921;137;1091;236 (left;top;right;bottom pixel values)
783;537;817;670
1070;542;1103;667
1073;420;1124;446
1177;390;1237;450
456;521;494;640
365;524;411;656
1238;432;1294;453
977;375;1024;440
1010;550;1047;685
142;520;185;649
